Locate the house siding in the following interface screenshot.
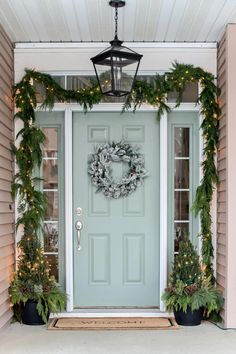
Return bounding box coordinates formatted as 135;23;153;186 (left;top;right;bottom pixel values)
0;23;14;329
217;35;227;323
217;24;236;328
217;33;226;315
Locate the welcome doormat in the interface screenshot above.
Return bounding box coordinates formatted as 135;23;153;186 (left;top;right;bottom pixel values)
48;317;178;330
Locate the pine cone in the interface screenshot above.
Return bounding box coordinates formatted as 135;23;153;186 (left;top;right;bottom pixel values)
183;283;198;295
20;286;28;294
42;284;51;293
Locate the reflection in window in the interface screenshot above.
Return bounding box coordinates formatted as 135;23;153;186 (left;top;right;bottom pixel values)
174;223;189;253
174;127;189;157
168;82;198;103
34;74;198;104
42;128;59;281
43;223;58;253
174;160;189;189
43;159;58;189
174;191;189;220
44;191;59;220
45;254;58;280
174;127;190;254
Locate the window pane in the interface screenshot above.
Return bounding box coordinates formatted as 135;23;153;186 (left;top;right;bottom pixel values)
168;82;198;103
67;75;94;90
44;191;58;220
51;76;65;89
43;159;58;189
174;127;189;157
45;255;58;281
174;160;189;189
43;223;58;252
38;119;63;287
43;128;58;155
34;82;46;103
174;191;189;220
34;77;65;103
174;223;189;252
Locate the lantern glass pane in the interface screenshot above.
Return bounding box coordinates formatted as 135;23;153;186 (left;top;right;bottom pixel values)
95;60;139;96
94;61;112;94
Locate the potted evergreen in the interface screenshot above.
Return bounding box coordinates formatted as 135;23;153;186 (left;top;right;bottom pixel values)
8;113;66;325
9;233;67;325
162;237;223;326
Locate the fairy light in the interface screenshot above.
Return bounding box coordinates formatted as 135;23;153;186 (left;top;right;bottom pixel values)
10;64;220;311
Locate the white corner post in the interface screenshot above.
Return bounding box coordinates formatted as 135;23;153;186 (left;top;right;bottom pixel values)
65;108;74;312
159;112;168;311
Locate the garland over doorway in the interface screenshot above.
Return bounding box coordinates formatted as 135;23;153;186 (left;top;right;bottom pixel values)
13;62;220;283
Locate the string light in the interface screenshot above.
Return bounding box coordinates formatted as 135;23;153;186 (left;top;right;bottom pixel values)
11;64;220;311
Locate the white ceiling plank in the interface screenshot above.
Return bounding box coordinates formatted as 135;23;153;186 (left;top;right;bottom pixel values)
165;0;188;41
40;0;62;41
20;0;50;41
132;0;150;41
41;0;72;42
175;0;202;42
194;0;227;42
1;0;236;43
84;0;101;42
73;0;91;41
183;0;217;42
97;0;112;42
206;1;236;42
57;0;74;41
143;0;163;42
123;0;136;42
0;0;28;41
227;4;236;23
155;0;177;41
60;0;82;41
20;0;46;41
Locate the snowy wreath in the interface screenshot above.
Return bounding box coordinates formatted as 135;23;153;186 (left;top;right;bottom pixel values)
88;141;148;199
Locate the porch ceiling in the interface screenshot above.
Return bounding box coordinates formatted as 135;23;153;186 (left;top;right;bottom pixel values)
0;0;236;44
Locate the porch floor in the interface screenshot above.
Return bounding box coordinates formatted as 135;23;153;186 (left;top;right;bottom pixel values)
1;321;236;354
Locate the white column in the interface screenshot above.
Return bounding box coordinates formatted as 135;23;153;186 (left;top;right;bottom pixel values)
65;108;74;312
159;113;168;311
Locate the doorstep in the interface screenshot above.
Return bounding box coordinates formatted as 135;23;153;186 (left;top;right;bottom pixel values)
50;309;172;318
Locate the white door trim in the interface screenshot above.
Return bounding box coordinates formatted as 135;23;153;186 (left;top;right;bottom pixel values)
65;108;74;312
63;103;199;313
159;112;168;311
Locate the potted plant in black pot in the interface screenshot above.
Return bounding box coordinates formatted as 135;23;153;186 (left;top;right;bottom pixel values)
162;237;223;326
9;233;67;325
8;110;67;325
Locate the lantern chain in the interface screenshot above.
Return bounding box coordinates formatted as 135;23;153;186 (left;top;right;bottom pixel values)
114;5;118;39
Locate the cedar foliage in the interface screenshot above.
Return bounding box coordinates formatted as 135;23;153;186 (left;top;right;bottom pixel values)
9;74;67;322
9;62;222;320
162;237;223;320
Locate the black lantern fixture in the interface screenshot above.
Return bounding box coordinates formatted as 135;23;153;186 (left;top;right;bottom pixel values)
91;0;143;97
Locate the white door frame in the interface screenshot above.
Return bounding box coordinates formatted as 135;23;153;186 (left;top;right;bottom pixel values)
62;103;200;313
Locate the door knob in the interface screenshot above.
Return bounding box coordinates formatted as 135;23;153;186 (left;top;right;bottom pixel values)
75;220;83;251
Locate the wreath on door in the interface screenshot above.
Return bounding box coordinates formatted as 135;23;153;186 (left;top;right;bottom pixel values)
88;141;148;198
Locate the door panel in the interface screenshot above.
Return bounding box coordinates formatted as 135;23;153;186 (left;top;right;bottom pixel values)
73;111;160;307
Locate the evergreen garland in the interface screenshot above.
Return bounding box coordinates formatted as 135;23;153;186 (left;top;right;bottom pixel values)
11;62;220;291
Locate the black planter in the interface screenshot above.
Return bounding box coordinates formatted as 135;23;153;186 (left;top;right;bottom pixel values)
22;300;47;325
174;307;204;326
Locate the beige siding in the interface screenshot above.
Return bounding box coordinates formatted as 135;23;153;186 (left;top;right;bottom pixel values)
0;23;14;329
217;24;236;328
217;33;227;324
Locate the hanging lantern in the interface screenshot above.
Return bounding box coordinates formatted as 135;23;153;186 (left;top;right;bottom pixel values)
91;0;142;97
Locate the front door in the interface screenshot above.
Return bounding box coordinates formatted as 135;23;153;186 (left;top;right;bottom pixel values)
73;111;160;308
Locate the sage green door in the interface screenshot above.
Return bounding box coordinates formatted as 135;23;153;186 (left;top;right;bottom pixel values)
73;112;160;307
